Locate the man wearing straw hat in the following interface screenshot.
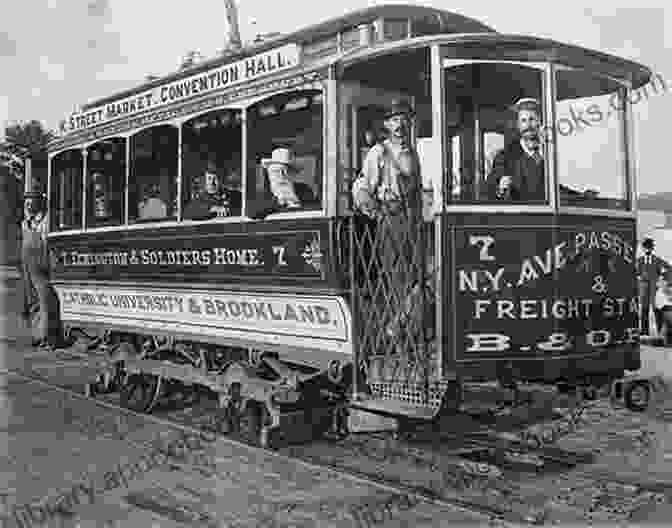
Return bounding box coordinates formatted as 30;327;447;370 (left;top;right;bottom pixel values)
488;97;546;202
20;190;62;347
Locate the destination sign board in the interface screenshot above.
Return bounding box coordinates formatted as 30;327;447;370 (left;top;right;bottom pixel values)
49;230;324;281
453;226;639;360
64;44;301;134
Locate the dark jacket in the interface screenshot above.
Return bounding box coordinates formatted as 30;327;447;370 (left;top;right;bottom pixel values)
182;190;242;220
488;141;545;202
637;252;668;284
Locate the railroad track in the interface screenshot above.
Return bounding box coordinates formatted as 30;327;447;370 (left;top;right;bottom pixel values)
11;348;672;525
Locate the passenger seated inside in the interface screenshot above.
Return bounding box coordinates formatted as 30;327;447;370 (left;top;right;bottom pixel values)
183;161;239;220
261;148;302;209
138;183;168;220
487;98;545;202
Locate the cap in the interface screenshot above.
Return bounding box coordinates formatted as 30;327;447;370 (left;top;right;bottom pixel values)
383;99;415;119
511;97;541;113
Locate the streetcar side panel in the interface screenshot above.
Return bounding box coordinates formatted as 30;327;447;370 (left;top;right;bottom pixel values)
447;214;639;383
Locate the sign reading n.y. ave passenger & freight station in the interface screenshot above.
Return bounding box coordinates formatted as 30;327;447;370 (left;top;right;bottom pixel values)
454;228;639;359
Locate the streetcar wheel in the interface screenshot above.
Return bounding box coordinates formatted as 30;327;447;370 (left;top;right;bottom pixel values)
239;402;262;446
120;374;162;413
625;381;651;412
91;371;114;395
583;386;598;401
109;362;126;392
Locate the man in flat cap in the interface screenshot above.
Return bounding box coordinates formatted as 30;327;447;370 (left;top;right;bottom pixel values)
488;97;546;202
352;100;429;378
637;237;669;336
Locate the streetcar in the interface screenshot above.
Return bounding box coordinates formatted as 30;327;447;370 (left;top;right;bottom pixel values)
46;4;650;445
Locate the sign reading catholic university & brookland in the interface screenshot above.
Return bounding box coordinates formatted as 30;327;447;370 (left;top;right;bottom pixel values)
65;44;301;134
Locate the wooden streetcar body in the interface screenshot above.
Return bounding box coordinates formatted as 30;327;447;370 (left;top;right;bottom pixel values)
46;5;650;437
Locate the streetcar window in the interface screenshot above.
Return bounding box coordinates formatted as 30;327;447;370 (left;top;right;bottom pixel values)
50;150;83;231
383;19;409;41
85;139;125;227
129;125;178;223
555;69;628;209
181;109;242;221
444;63;547;204
246;89;323;214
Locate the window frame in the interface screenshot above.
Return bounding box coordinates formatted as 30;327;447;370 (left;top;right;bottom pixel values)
84;138;127;229
47;84;329;238
127;123;180;225
552;63;634;217
441;59;554;213
49;148;85;233
179;107;245;223
243;87;327;220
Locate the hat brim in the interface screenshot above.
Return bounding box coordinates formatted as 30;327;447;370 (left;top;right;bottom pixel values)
511;102;541;113
384;109;414;119
261;159;300;171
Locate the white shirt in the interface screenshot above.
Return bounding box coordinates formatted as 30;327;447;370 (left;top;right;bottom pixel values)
520;139;543;160
656;287;672;309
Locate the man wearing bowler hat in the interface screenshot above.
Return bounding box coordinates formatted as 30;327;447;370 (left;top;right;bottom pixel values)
20;190;63;348
637;237;669;336
488;97;546;202
352;99;426;373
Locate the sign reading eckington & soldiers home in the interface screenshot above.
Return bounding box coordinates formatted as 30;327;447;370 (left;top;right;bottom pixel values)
50;231;324;280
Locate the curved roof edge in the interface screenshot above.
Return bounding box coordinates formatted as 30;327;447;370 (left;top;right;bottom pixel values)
80;4;495;111
443;34;652;89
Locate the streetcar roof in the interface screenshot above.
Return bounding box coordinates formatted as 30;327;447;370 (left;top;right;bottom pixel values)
338;33;652;89
64;4;651;138
79;4;494;112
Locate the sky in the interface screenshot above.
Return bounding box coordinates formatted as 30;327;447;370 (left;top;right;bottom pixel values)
1;0;670;194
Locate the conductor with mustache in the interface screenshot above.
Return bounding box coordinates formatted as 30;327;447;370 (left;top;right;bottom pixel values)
488;98;546;202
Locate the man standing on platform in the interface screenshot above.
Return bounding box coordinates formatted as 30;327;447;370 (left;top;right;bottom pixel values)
352;100;428;380
637;237;669;336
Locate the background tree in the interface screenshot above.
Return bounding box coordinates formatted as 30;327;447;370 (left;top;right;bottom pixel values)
1;120;55;226
2;120;55;160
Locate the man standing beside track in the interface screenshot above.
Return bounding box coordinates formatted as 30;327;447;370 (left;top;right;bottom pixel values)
637;237;669;336
20;191;63;348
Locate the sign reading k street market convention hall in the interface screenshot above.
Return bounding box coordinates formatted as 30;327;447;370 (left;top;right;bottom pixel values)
65;43;301;134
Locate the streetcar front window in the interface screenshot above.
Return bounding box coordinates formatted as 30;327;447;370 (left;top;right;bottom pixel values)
246;89;323;214
444;62;548;204
129;125;178;223
181;109;243;220
555;69;628;209
50;150;83;231
85;138;125;227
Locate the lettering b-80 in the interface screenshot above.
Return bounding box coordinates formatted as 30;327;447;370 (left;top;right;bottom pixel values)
466;328;638;353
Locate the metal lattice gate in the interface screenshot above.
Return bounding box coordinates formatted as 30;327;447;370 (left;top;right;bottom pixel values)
349;209;441;409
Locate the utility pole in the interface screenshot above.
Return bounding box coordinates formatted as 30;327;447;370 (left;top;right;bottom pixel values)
223;0;242;50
